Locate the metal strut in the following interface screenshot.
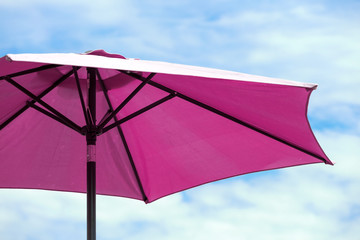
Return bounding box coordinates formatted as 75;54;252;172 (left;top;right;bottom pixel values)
0;68;77;131
97;72;156;130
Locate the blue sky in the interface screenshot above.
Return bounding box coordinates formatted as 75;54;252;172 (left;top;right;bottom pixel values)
0;0;359;239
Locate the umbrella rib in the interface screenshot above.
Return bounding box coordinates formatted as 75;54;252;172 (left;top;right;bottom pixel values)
98;110;112;127
122;71;327;164
101;93;176;134
0;64;60;80
27;101;83;134
97;72;156;130
0;68;77;131
97;70;148;202
3;76;82;133
73;66;91;126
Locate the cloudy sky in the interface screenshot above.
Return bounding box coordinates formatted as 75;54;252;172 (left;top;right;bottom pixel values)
0;0;359;239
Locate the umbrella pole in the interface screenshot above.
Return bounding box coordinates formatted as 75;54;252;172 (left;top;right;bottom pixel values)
87;68;97;240
87;147;96;240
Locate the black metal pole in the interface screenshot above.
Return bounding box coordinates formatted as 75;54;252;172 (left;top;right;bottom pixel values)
87;161;96;240
86;68;97;240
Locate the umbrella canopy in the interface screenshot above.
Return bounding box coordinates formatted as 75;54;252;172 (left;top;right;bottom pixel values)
0;50;332;239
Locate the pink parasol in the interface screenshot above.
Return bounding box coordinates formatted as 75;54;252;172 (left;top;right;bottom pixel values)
0;50;332;240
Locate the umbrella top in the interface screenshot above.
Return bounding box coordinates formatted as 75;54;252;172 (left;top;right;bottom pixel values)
5;50;317;89
0;48;332;205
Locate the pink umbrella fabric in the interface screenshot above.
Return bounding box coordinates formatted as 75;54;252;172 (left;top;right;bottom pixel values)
0;50;333;240
0;50;332;203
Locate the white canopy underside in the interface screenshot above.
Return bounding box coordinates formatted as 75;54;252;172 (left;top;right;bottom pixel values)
6;52;317;88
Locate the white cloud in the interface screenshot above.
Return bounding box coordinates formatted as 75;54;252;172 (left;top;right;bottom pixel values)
208;2;360;133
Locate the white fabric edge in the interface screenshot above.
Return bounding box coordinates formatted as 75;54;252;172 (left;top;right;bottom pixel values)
5;53;317;88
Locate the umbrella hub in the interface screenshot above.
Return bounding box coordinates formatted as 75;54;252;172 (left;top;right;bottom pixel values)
86;127;97;145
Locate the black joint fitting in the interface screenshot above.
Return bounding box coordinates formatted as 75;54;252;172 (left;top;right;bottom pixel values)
81;126;88;135
86;130;97;145
96;128;102;136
